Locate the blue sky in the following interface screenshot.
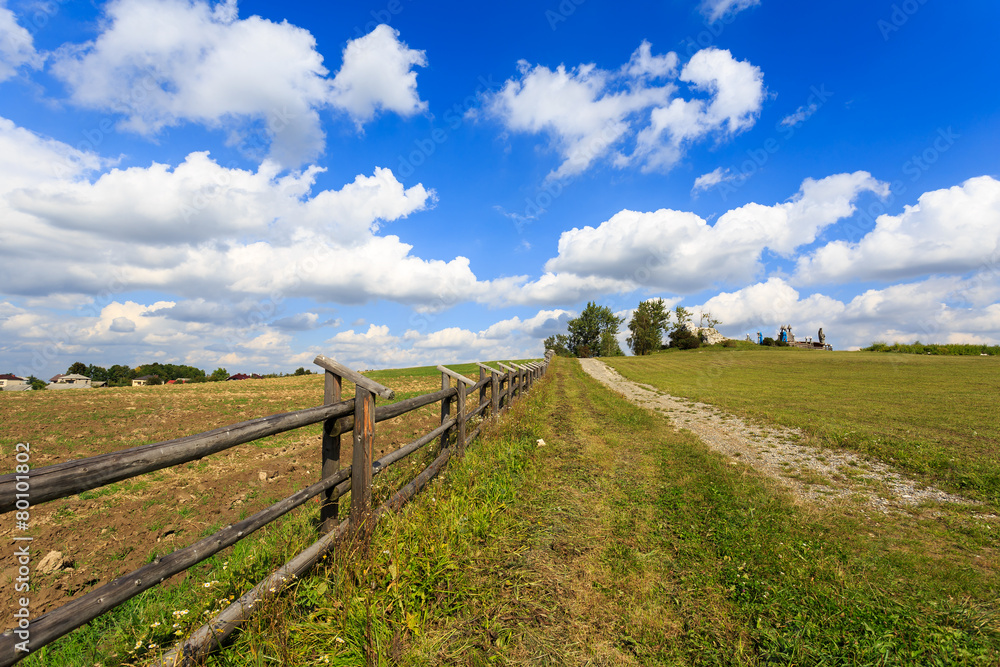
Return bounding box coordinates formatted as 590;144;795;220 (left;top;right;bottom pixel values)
1;0;998;377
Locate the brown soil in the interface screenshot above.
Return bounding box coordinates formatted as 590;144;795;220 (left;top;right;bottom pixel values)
0;374;449;625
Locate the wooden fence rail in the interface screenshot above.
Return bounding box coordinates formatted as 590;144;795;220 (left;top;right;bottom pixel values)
0;351;554;666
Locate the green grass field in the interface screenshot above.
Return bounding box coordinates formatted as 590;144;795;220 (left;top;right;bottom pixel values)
604;347;1000;504
184;355;998;665
10;353;1000;665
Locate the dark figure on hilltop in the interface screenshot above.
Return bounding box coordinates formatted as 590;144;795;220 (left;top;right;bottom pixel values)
818;328;826;345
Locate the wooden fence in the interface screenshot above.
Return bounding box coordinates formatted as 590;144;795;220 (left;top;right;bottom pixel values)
0;351;554;666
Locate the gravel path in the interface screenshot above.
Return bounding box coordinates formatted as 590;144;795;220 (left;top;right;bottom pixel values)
579;358;987;514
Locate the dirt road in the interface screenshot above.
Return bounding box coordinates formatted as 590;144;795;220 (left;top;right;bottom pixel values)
578;357;982;513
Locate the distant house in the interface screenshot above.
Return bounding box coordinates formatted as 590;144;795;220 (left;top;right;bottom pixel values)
47;373;92;390
0;373;30;391
227;373;251;381
132;375;160;387
166;378;192;385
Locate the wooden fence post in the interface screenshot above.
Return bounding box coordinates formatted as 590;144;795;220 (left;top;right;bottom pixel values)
479;366;487;414
437;365;474;453
351;386;375;535
440;371;452;449
456;380;466;455
320;369;342;534
501;364;515;408
490;370;500;418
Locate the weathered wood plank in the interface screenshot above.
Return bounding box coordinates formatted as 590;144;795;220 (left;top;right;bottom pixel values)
372;417;455;476
380;448;452;515
470;399;489;420
320;370;343;533
456;380;467;456
350;387;375;532
314;354;395;400
440;372;452;450
153;517;351;667
490;371;500;417
436;365;475;386
0;400;354;514
478;366;487;417
0;467;351;664
376;386;455;422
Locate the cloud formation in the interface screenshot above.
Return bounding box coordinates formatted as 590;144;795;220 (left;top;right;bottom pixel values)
484;43;764;180
0;2;41;82
692;167;735;193
700;0;761;22
331;24;427;124
795;176;1000;284
500;172;886;301
50;0;426;166
694;274;1000;349
0;116;498;311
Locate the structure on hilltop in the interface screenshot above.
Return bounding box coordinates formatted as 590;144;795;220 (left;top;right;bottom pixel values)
756;325;832;350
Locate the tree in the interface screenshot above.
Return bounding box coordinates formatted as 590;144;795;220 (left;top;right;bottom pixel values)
293;367;310;376
599;329;624;357
673;306;692;331
667;305;703;349
568;302;624;357
27;375;46;391
542;334;572;357
627;299;670;355
107;364;134;386
67;361;88;375
87;364;109;382
209;368;229;382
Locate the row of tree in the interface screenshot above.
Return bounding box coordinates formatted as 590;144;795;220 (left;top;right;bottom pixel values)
66;361;212;386
544;300;721;358
58;362;313;387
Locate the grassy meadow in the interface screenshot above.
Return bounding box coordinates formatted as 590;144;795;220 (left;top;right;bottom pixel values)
145;354;996;665
0;360;529;665
605;347;1000;505
6;353;999;665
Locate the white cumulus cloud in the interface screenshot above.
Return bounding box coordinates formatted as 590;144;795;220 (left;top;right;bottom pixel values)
483;43;764;180
510;172;885;300
331;24;427;124
0;117;495;312
0;1;41;82
794;176;1000;284
50;0;427;167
